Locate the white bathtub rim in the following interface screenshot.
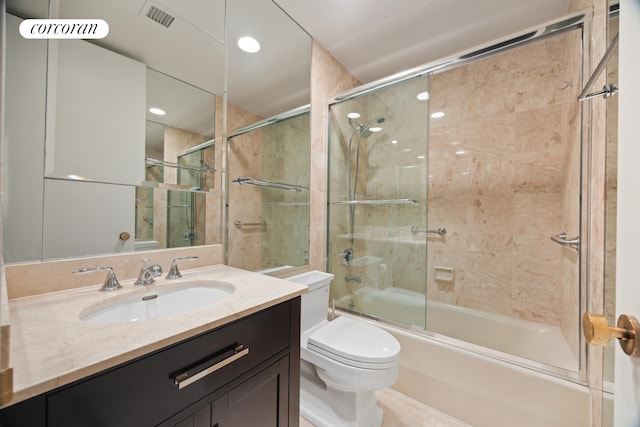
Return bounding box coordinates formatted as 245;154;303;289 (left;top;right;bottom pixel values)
335;309;585;386
347;286;580;374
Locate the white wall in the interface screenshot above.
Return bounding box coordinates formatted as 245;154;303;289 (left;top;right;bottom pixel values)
614;0;640;425
3;13;46;262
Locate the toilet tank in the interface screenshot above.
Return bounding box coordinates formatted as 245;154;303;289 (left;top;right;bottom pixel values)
285;271;334;333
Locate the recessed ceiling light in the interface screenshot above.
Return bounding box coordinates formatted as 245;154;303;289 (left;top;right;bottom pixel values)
416;91;430;101
347;112;361;119
431;111;445;119
149;107;166;116
238;36;260;53
391;140;398;144
368;127;382;133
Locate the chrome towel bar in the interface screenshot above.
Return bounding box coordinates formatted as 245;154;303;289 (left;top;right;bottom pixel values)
232;177;307;192
410;226;447;237
235;220;267;228
333;199;418;205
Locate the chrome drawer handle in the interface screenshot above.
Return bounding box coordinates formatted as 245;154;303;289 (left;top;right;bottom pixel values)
173;344;250;390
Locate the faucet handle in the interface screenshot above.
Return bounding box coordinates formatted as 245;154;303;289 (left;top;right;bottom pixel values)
73;266;122;292
140;258;162;276
134;258;158;286
150;264;163;277
166;256;198;280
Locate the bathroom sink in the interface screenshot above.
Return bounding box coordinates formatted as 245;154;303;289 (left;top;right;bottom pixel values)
80;281;235;323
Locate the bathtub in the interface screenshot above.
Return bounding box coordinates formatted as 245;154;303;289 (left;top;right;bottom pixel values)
344;286;578;371
337;287;612;426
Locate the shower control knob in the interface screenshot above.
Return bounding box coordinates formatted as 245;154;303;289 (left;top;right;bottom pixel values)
582;312;640;357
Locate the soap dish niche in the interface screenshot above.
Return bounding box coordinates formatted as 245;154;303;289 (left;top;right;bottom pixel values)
434;266;454;282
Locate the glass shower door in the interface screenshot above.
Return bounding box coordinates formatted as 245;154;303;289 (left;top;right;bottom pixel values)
166;148;211;247
327;23;584;379
328;75;430;328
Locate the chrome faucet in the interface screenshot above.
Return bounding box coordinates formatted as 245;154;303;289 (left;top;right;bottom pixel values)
134;258;162;286
166;256;198;279
73;266;122;291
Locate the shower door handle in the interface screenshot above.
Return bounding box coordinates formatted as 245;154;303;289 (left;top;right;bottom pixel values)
550;233;580;251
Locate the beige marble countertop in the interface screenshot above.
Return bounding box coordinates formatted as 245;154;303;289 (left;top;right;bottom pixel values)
4;264;306;407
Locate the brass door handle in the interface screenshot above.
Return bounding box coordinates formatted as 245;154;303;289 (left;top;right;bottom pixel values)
583;312;640;356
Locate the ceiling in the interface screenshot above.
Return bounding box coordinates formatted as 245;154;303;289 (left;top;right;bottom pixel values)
274;0;572;84
7;0;573;119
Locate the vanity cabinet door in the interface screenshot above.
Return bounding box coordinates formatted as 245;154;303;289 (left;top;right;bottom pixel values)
160;356;290;427
218;356;290;427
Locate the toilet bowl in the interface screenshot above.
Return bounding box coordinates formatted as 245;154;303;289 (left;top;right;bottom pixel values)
286;271;401;427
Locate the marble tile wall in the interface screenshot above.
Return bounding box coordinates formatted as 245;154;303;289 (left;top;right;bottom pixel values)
163;126;209;185
227;128;265;271
226;107;311;272
569;0;612;423
308;41;362;271
327;75;430;302
427;30;582;331
261;113;311;269
604;15;618;329
225;103;263;271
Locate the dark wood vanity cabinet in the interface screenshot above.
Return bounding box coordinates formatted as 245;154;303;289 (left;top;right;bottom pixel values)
0;298;301;427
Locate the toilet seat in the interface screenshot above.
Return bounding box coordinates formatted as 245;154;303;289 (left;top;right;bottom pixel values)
307;316;400;370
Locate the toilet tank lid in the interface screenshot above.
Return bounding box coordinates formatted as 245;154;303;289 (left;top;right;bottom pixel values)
285;270;334;291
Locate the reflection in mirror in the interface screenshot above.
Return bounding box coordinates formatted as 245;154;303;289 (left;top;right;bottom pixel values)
227;110;310;273
226;0;312;119
3;0;314;263
134;187;222;252
43;37;147;185
3;0;225;262
143;68;216;191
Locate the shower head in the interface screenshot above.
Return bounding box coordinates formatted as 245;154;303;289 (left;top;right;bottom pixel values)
350;116;385;129
360;116;386;137
361;128;374;138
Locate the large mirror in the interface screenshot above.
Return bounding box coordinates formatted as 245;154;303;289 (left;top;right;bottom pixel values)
3;0;312;263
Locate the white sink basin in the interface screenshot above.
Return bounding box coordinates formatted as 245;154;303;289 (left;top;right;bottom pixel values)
80;281;235;323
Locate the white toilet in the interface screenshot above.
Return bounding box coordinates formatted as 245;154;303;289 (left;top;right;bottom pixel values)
286;271;400;427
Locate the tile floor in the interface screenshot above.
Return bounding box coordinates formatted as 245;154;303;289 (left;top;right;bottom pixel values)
299;388;471;427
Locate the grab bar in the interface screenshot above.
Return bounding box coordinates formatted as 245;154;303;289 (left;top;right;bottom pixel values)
550;233;580;251
234;220;266;229
410;226;447;237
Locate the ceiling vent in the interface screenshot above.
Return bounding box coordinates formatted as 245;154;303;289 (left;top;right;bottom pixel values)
145;5;175;28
